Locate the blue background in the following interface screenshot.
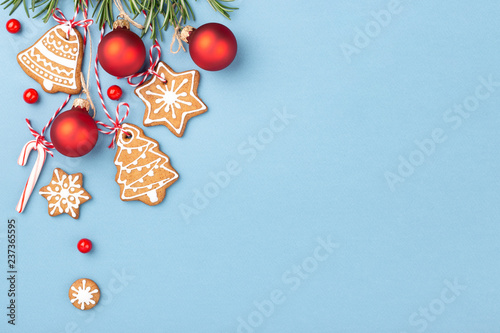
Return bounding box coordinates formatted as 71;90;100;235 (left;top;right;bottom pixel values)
1;0;500;332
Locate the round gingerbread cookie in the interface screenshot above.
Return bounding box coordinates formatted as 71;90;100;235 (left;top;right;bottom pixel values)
69;278;100;310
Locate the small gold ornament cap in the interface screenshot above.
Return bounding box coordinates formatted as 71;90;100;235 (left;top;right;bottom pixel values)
180;26;195;43
73;98;90;111
113;19;130;30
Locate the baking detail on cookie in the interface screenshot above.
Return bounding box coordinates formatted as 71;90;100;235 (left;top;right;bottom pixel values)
114;123;179;205
17;25;83;94
39;168;91;219
69;278;100;310
135;61;207;137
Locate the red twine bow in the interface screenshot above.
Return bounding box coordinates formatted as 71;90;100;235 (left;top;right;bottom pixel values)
123;40;165;87
24;119;55;157
96;103;130;148
52;8;93;39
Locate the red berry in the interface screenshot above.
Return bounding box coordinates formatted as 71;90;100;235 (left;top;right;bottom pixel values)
23;88;38;104
107;85;123;100
6;19;21;33
77;238;92;253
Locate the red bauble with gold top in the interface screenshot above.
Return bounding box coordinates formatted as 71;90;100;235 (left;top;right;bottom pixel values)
184;23;237;71
97;20;146;77
50;99;98;158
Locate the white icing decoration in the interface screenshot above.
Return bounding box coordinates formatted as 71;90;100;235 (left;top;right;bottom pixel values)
145;79;191;119
136;62;207;134
147;190;158;203
70;280;98;310
39;169;89;217
37;41;75;68
43;79;54;91
31;52;73;75
114;124;179;202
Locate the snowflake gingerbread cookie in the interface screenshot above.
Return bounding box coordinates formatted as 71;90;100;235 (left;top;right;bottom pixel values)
39;168;91;219
114;123;179;205
69;278;100;310
135;61;207;137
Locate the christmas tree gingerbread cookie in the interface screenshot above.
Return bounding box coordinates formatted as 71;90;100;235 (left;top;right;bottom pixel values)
17;25;83;94
135;61;207;137
39;168;91;219
114;123;179;205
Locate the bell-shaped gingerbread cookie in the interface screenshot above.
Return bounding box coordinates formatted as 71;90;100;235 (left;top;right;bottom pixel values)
17;25;83;94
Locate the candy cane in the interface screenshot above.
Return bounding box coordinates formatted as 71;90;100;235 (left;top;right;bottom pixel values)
16;94;70;213
16;141;48;213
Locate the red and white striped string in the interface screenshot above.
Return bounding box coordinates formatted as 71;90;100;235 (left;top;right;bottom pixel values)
123;39;164;87
94;25;131;148
123;11;166;87
94;11;163;147
96;102;130;148
52;8;93;41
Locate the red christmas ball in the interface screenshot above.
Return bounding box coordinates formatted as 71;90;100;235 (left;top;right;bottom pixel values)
97;21;146;77
107;85;123;100
187;23;237;71
23;88;38;104
50;99;98;157
77;238;92;253
6;19;21;33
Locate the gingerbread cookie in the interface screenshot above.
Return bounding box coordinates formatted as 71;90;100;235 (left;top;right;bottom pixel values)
114;123;179;205
17;25;83;94
69;278;100;310
39;168;91;219
135;61;207;137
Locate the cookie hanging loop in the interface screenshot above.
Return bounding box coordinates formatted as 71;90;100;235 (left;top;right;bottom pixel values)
113;0;144;30
79;73;96;118
124;40;166;86
170;20;189;54
95;102;131;148
52;8;93;40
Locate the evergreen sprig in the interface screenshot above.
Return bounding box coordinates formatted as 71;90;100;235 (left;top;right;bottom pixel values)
2;0;237;40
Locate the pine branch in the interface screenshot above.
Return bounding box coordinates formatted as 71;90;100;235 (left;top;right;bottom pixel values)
1;0;32;16
2;0;89;22
205;0;236;20
32;0;60;22
2;0;238;39
93;0;114;29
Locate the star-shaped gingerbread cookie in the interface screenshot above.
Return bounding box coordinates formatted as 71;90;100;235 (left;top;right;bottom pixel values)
39;168;91;219
135;61;207;137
